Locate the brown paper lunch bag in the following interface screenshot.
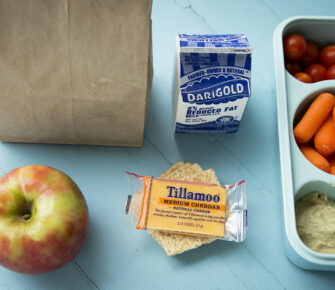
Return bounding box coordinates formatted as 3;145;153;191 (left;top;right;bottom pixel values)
0;0;153;146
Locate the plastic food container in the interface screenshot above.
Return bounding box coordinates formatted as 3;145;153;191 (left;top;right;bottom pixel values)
273;16;335;271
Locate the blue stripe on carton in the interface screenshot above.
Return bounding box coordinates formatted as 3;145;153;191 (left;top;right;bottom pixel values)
244;54;251;70
179;34;250;48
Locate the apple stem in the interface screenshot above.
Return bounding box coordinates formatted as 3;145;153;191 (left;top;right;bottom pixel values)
23;214;31;220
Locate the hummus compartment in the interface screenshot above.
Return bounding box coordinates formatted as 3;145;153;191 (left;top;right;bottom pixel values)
295;186;335;254
294;181;335;257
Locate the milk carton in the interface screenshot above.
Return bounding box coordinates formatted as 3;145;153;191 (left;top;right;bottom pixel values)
173;34;252;133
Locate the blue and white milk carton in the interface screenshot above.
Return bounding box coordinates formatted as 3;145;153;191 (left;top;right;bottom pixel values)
174;34;252;133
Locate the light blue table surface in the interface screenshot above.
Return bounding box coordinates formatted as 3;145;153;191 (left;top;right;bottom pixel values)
1;0;335;289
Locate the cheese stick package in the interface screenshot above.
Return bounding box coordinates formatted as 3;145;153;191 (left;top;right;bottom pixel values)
125;172;247;242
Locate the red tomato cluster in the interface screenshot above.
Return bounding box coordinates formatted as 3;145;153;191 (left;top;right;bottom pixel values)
283;34;335;83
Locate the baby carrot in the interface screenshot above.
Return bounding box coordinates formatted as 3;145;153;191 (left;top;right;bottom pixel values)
300;144;330;172
333;106;335;123
330;155;335;167
294;92;335;143
314;113;335;157
328;156;335;175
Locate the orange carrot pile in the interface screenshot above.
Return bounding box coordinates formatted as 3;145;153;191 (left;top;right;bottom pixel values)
294;92;335;175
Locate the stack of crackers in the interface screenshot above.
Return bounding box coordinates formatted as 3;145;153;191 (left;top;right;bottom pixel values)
130;161;221;256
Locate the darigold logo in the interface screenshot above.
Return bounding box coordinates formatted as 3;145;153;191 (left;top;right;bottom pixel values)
181;75;250;105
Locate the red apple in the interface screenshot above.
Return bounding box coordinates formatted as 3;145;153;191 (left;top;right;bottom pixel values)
0;165;88;274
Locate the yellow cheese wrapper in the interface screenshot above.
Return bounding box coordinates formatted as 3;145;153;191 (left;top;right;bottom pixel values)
136;177;227;238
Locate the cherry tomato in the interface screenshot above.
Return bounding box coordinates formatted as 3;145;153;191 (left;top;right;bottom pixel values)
325;64;335;79
294;72;313;83
320;45;335;67
305;63;326;82
284;34;307;61
300;42;319;67
285;62;302;75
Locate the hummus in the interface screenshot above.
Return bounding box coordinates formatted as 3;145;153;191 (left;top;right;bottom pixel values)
295;192;335;254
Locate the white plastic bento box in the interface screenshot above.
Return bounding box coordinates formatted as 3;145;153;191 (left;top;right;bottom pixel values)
273;16;335;271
